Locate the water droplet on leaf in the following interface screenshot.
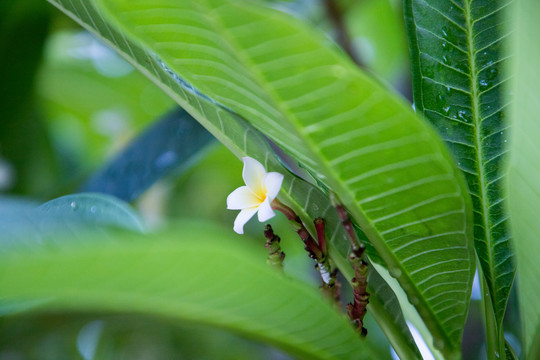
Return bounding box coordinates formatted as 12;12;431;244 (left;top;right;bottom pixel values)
389;267;402;278
434;339;445;350
441;26;448;38
488;68;498;80
457;110;470;122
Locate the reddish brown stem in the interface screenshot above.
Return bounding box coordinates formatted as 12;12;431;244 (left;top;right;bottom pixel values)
314;217;327;255
335;204;361;251
335;203;369;336
272;199;323;260
264;224;285;269
272;199;341;305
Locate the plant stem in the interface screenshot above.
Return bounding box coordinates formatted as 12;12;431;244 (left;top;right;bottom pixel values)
264;224;285;270
272;200;341;304
272;199;323;260
335;203;369;336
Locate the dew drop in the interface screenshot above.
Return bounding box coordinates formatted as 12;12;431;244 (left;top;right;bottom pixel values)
457;110;471;122
441;26;448;38
442;42;447;49
90;206;97;214
71;202;77;210
389;267;402;278
437;94;444;103
479;79;488;88
504;139;508;143
442;55;450;64
488;67;498;80
434;339;445;350
445;86;451;93
443;106;451;114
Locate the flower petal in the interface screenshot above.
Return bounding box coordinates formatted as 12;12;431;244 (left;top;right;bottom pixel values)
242;157;266;196
233;207;259;234
257;197;276;222
227;186;261;210
263;172;284;201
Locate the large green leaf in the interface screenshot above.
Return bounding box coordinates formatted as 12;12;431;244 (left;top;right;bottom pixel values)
0;221;375;360
47;0;474;356
403;0;514;340
507;0;540;358
45;2;420;358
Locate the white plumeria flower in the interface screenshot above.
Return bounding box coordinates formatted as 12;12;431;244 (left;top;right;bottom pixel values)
227;157;284;234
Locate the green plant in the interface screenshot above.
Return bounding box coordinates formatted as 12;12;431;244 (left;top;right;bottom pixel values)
0;0;538;359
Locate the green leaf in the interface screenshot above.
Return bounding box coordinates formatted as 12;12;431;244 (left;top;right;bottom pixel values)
82;108;215;201
507;0;540;358
0;221;376;360
90;0;473;354
403;0;514;338
0;193;144;251
46;0;474;355
45;1;421;358
38;193;145;231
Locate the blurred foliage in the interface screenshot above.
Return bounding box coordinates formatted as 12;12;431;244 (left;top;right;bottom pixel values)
37;29;174;174
0;315;291;360
0;0;59;196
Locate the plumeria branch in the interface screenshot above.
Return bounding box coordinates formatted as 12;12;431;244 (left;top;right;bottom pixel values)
226;157;341;304
335;203;370;337
264;224;285;270
272;199;341;304
271;199;323;260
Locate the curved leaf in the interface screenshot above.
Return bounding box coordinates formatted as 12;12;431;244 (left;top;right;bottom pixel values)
82;108;215;201
0;221;374;360
403;0;514;340
45;0;421;357
93;0;474;355
0;193;143;252
38;193;145;231
507;0;540;358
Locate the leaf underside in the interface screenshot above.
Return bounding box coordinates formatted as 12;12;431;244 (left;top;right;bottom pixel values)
49;0;474;355
404;0;514;328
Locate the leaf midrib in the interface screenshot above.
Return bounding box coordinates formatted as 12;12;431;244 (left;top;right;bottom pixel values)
464;0;498;318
